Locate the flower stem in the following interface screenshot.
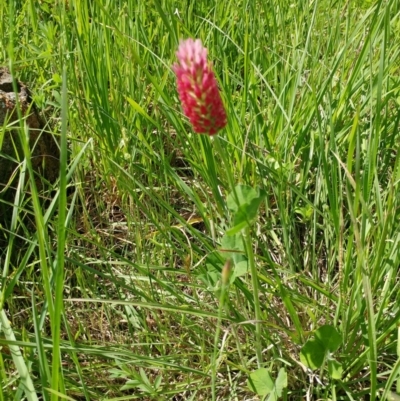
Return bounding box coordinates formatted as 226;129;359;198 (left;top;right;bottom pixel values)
211;259;231;401
244;226;263;367
212;135;238;203
212;135;263;368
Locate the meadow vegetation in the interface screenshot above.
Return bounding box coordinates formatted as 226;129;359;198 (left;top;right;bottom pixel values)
1;0;400;400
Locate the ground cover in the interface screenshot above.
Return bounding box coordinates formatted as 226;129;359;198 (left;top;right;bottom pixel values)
1;0;400;400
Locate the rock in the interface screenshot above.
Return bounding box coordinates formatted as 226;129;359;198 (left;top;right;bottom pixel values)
0;67;60;222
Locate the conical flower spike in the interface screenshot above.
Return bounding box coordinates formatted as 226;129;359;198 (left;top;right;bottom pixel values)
173;39;227;135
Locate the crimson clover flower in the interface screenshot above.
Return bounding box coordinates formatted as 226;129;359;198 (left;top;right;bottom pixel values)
173;38;227;135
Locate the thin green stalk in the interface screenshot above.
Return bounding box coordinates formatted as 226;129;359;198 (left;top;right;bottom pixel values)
211;259;231;401
213;136;263;367
212;135;237;199
244;227;263;367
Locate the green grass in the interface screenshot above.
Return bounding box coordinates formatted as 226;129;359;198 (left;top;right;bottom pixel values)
1;0;400;399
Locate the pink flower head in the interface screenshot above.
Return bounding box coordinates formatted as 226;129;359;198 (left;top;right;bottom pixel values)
173;39;227;135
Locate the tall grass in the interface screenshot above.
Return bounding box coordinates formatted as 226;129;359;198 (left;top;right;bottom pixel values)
1;0;400;399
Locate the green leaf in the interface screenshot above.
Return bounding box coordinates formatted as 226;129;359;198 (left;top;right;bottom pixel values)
226;185;266;235
126;96;159;127
220;233;246;263
220;233;248;281
248;368;288;399
121;380;141;390
227;185;259;212
300;337;325;369
231;260;248;282
247;368;274;395
154;375;162;389
139;368;151;386
225;220;248;236
328;358;343;380
315;325;342;352
198;264;220;289
266;368;288;401
300;326;342;370
52;73;62;83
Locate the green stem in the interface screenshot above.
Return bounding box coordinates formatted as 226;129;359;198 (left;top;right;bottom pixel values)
211;260;231;401
212;136;238;203
244;226;263;367
212;135;263;367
